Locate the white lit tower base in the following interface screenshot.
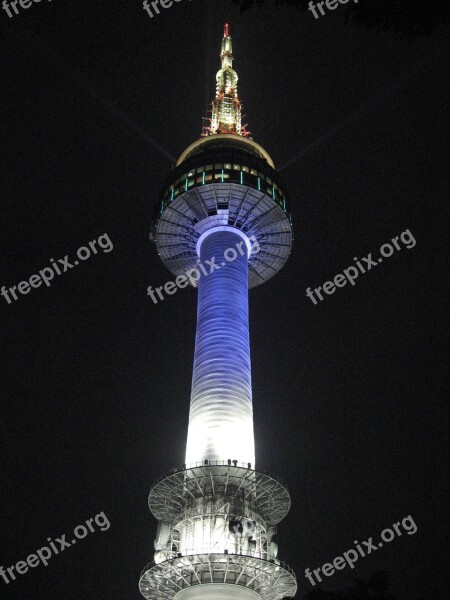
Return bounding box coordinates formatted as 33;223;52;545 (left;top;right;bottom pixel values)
140;25;296;600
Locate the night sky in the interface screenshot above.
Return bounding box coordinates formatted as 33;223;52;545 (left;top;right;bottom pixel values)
0;1;448;599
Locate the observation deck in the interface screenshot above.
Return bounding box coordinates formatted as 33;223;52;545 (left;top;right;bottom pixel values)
150;135;293;289
139;552;297;600
148;462;291;527
140;461;297;600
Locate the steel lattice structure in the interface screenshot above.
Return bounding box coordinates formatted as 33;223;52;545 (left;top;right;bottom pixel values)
140;553;297;600
148;464;291;527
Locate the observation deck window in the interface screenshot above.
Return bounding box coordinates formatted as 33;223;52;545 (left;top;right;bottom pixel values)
157;146;291;226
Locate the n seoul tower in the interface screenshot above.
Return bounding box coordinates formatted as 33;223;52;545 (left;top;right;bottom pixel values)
140;25;297;600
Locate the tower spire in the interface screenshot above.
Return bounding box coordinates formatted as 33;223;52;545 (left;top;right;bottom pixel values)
203;23;250;137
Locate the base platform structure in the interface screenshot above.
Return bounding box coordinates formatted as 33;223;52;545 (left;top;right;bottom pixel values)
139;463;297;600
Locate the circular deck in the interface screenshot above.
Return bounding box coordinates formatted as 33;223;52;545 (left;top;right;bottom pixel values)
151;140;293;289
148;463;291;527
139;552;297;600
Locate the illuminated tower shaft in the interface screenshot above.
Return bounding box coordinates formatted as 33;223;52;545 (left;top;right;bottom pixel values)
186;227;255;467
140;25;297;600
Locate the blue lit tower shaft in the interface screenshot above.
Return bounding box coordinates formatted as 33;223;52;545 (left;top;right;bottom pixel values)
186;228;255;467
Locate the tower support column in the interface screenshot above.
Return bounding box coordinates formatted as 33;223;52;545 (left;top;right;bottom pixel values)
185;227;255;467
175;584;261;599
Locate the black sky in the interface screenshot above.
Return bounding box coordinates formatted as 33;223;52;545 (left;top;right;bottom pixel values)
0;1;448;599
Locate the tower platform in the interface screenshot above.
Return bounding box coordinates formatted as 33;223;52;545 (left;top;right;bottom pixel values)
148;463;291;527
140;463;296;600
139;552;297;600
150;135;293;289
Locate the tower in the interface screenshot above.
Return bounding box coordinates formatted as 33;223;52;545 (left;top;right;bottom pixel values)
140;25;296;600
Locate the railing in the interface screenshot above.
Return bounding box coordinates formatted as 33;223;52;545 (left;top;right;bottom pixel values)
141;548;297;579
150;460;288;489
155;545;269;563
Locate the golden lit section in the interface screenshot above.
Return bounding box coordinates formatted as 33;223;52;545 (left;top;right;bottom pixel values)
203;24;250;138
176;135;275;168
